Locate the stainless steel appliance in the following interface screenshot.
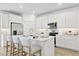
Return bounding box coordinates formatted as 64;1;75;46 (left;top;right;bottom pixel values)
48;22;58;47
48;22;57;29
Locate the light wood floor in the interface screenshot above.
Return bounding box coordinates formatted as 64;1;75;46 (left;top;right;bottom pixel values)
55;47;79;56
0;47;79;56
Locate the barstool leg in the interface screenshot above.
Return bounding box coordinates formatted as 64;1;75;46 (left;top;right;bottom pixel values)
22;46;23;56
13;44;15;56
29;47;31;56
6;41;8;56
10;42;12;56
40;50;41;56
18;44;19;56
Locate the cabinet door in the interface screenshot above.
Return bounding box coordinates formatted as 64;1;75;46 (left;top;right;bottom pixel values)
35;17;42;29
48;15;57;23
64;36;76;50
1;13;9;28
65;11;77;28
9;14;22;23
57;13;66;28
0;15;1;28
76;10;79;28
23;21;34;35
56;36;65;47
41;16;49;29
0;35;1;47
75;36;79;51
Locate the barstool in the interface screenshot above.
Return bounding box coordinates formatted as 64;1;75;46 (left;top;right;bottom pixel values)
18;37;24;56
5;35;12;56
12;35;20;56
19;36;41;56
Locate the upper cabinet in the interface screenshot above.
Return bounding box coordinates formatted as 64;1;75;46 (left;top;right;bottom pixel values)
48;14;58;23
36;10;79;29
76;10;79;28
48;12;66;28
55;11;77;28
57;13;66;28
35;15;49;29
41;15;49;29
56;35;65;47
57;11;77;28
35;17;42;29
0;13;22;29
65;11;77;28
1;13;9;28
9;14;22;23
0;15;1;28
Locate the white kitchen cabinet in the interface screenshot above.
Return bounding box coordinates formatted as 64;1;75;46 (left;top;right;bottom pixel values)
0;15;1;28
75;36;79;51
41;16;49;29
50;13;65;28
23;21;34;35
51;11;77;28
35;15;49;29
56;35;65;47
65;11;77;28
70;36;77;50
57;13;66;28
36;11;77;28
1;13;9;28
76;10;79;28
0;13;9;47
48;14;58;23
9;14;23;30
35;17;42;29
56;35;77;50
9;14;22;23
0;35;1;47
64;36;76;50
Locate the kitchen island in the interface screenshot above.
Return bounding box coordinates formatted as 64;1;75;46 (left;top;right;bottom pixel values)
33;36;54;56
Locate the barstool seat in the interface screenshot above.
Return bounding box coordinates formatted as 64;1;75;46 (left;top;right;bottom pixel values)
12;35;20;56
5;35;12;56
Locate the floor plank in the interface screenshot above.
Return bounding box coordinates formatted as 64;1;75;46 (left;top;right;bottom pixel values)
0;47;79;56
55;47;79;56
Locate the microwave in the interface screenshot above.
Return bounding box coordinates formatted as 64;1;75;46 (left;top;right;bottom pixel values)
48;22;57;29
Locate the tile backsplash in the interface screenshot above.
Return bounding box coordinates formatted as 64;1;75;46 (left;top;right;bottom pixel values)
58;28;79;35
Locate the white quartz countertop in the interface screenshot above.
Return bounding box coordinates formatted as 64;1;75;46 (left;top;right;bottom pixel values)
34;38;48;42
32;36;54;56
33;36;54;42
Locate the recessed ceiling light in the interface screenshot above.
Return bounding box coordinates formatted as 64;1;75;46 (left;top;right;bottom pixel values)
19;5;23;8
58;3;62;6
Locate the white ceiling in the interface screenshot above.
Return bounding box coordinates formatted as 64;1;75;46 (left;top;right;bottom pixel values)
0;3;79;15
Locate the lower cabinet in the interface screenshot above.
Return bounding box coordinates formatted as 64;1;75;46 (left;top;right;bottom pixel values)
56;35;77;51
56;35;65;47
64;36;76;50
75;37;79;51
